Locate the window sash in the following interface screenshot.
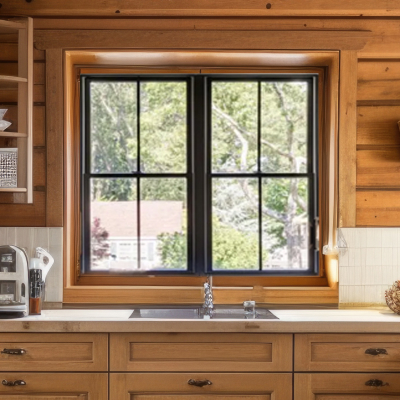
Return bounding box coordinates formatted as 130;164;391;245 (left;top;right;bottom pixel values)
80;74;319;276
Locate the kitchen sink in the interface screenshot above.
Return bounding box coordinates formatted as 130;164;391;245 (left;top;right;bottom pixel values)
129;305;278;320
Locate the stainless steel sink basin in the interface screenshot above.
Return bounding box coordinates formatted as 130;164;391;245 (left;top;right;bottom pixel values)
129;306;278;320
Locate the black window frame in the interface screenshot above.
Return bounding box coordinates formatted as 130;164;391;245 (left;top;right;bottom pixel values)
80;73;319;277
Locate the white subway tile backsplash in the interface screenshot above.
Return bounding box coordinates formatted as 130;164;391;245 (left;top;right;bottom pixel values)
382;248;393;266
6;227;16;244
366;248;382;266
1;227;63;303
339;227;400;306
382;229;396;248
0;228;6;245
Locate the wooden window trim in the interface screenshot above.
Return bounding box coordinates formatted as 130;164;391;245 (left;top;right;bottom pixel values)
64;50;339;304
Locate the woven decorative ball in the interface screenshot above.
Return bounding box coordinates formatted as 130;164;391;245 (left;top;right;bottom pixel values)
385;281;400;315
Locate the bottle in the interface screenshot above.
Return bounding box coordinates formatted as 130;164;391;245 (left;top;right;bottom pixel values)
29;268;42;315
28;248;54;315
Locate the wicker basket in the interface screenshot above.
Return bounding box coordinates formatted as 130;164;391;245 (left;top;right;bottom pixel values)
385;281;400;315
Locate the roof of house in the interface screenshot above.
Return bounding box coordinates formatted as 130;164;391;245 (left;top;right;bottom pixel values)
91;201;184;238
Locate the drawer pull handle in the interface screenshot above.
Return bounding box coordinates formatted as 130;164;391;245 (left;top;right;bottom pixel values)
2;380;26;387
365;348;388;356
1;349;26;355
188;379;212;388
365;379;389;387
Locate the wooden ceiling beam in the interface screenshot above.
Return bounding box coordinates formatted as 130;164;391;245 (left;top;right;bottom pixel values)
1;0;400;18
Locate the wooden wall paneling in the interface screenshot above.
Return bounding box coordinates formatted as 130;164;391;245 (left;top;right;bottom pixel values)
34;29;370;51
0;191;45;225
33;105;46;146
31;17;400;34
63;286;338;305
33;147;46;188
338;51;357;227
2;0;400;17
358;60;400;102
2;84;45;103
0;62;44;84
357;106;400;146
45;48;63;227
357;148;400;188
31;18;400;58
357;190;400;226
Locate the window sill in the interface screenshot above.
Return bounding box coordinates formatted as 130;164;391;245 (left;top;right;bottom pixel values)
63;285;338;305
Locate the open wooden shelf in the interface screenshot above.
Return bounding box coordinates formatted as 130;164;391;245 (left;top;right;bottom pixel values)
0;75;28;83
0;188;27;193
0;17;33;204
0;132;27;138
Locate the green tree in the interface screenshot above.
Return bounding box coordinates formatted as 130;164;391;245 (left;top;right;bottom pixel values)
90;79;309;270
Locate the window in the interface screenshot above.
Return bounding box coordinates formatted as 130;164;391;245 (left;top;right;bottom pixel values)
81;74;318;276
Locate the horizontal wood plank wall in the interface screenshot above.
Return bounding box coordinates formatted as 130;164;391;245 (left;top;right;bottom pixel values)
1;0;400;17
0;38;46;226
0;14;398;230
356;59;400;226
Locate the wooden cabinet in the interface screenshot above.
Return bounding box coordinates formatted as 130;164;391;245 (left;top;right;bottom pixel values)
1;330;399;400
295;334;400;372
110;373;292;400
295;373;400;399
0;372;107;399
110;333;292;372
0;333;108;371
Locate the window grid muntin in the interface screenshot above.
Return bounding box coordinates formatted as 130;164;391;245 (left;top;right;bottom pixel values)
81;74;319;276
81;76;193;274
206;76;317;274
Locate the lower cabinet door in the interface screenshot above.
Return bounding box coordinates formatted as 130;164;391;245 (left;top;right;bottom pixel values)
0;373;108;400
295;373;400;399
111;373;292;400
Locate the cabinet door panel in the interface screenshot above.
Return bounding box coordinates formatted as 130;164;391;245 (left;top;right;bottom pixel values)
134;396;270;400
295;334;400;372
110;333;292;372
0;396;84;400
0;373;107;400
111;373;291;400
0;333;108;371
295;373;400;400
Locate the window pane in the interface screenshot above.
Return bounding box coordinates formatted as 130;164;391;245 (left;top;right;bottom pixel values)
262;178;309;270
90;82;137;173
90;178;138;271
140;178;187;270
140;82;187;173
261;81;308;173
212;178;259;270
212;82;258;173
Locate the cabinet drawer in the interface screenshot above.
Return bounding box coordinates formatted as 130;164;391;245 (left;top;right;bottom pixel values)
110;333;292;372
0;333;108;371
0;372;107;399
295;334;400;372
111;372;292;400
295;373;400;399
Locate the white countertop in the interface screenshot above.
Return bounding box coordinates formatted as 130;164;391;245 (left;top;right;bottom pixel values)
1;308;400;333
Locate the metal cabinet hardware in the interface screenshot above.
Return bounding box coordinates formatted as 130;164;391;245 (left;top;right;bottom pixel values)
2;380;26;387
365;379;389;387
1;348;26;355
188;379;212;387
365;348;388;356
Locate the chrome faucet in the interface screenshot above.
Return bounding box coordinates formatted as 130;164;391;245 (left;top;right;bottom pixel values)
203;275;214;314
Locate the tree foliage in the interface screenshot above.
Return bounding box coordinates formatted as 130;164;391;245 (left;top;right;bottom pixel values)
90;79;310;270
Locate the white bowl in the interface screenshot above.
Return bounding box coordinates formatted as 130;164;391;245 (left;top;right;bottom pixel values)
0;109;7;120
0;120;12;132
